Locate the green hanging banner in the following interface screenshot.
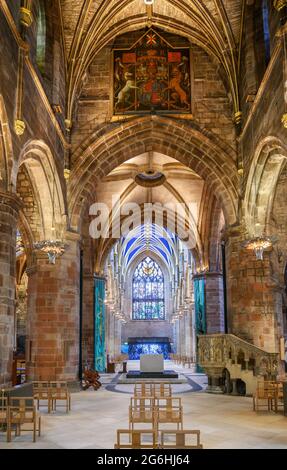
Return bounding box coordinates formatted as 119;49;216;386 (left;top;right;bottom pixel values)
94;276;106;372
194;277;206;335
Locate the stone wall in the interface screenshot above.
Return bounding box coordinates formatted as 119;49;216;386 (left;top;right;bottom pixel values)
121;321;173;344
0;2;66;168
71;29;236;156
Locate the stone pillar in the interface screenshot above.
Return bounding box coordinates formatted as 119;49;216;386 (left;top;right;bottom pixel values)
225;226;284;353
179;317;185;356
110;314;116;357
113;316;122;356
184;305;196;361
26;232;80;382
0;192;22;387
205;272;225;334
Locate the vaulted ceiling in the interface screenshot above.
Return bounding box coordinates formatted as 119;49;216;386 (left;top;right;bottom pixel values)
59;0;245;123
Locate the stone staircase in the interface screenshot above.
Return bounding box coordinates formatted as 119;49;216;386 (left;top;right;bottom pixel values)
197;334;279;396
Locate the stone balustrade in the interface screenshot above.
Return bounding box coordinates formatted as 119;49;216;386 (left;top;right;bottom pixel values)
198;334;279;395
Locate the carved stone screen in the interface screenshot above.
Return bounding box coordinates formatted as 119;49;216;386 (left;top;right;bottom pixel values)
113;29;191;115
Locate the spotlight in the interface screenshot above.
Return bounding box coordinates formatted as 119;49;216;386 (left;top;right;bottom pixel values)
144;0;154;4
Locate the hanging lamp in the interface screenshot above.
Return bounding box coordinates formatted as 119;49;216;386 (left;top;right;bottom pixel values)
34;159;66;264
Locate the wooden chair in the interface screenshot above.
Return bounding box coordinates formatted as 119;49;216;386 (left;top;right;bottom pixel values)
270;382;284;413
253;381;274;412
182;357;193;368
155;397;183;431
33;381;51;413
159;430;203;449
8;397;41;442
49;381;71;413
0;397;9;442
114;429;158;449
129;397;156;432
153;383;172;398
134;383;154;398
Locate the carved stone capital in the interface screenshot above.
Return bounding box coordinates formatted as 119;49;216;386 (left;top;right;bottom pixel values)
14;119;26;136
234;111;242;125
281;113;287;128
273;0;287;11
20;7;33;27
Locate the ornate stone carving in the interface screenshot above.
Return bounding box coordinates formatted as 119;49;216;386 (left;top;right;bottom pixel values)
198;334;279;394
281;113;287;128
273;0;287;11
14;119;26;136
20;7;33;27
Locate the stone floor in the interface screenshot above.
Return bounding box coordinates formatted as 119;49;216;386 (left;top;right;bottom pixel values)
0;362;287;449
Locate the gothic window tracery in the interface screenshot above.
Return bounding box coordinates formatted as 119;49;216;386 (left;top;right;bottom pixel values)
132;256;165;320
36;1;46;74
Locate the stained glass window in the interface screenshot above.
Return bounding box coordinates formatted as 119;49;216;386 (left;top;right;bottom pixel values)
262;0;270;66
36;1;46;74
132;257;165;320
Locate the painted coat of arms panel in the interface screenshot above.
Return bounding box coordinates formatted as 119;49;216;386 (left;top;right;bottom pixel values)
113;29;192;115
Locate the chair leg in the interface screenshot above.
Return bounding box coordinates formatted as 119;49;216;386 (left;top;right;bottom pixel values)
7;422;11;443
38;416;41;436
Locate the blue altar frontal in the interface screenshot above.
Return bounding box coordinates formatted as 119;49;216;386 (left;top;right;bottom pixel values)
128;337;171;360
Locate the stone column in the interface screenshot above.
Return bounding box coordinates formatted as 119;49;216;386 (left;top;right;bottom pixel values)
205;272;225;334
179;317;185;357
0;192;22;388
184;305;196;360
114;317;121;356
26;232;80;382
225;226;284;353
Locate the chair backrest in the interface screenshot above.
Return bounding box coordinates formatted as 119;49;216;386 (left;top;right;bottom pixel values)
134;383;153;397
115;429;158;449
131;396;155;408
9;397;35;422
49;381;68;396
0;396;8;411
33;381;50;395
153;383;172;398
129;400;155;425
155;396;181;408
160;430;202;449
155;397;183;423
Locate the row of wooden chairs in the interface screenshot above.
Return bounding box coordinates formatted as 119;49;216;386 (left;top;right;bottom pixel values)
170;354;195;368
33;381;71;414
134;382;172;398
115;429;202;449
110;354;128;364
129;396;183;432
0;397;41;442
253;381;284;413
114;382;203;449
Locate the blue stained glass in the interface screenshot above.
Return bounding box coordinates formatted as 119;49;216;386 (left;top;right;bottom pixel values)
133;257;165;320
129;342;170;360
262;0;270;65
